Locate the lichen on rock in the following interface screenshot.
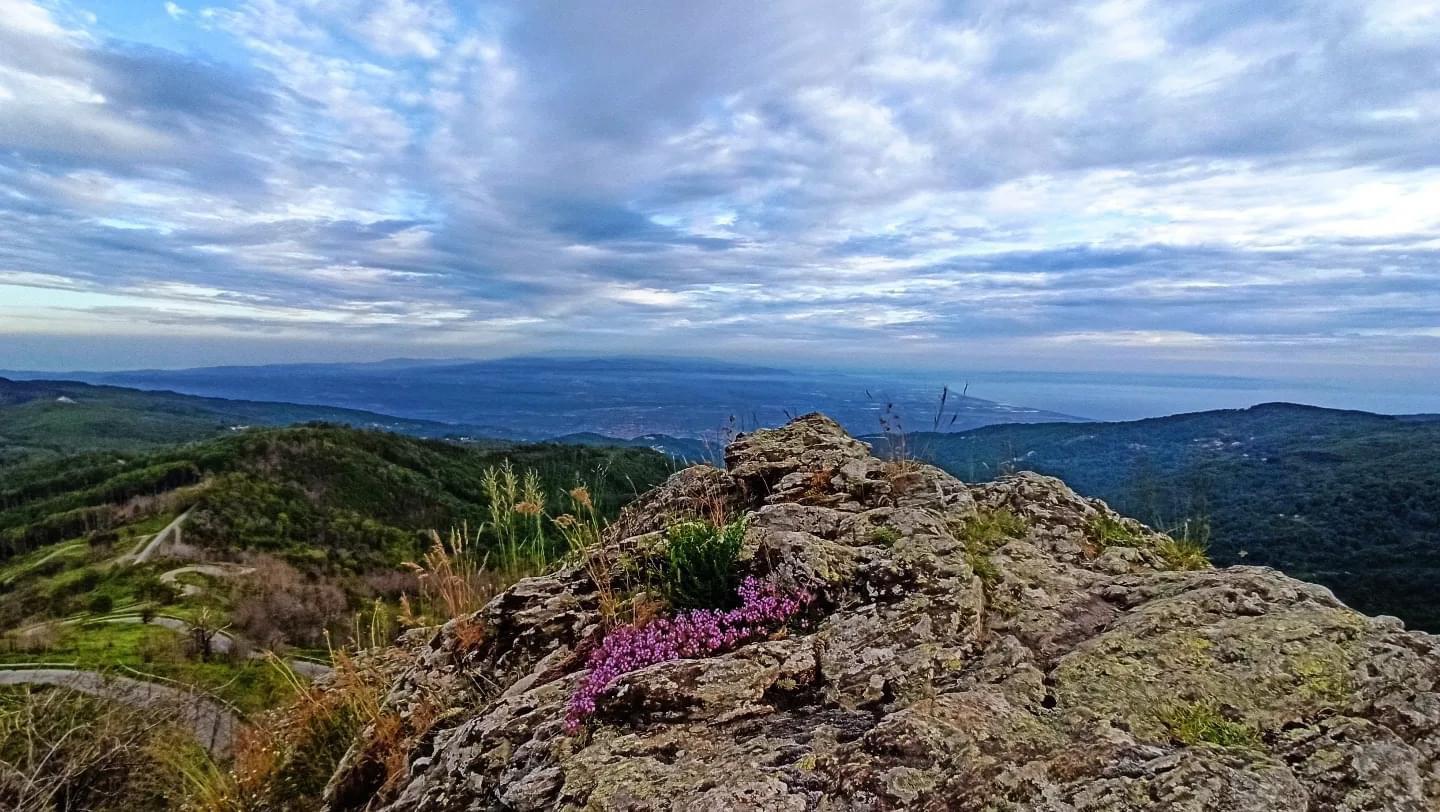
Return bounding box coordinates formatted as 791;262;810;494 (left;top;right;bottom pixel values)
328;413;1440;811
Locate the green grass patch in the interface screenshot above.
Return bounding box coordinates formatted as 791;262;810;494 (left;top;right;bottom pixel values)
1088;514;1145;547
122;511;177;538
1159;701;1261;750
955;508;1026;587
957;508;1028;552
1090;513;1212;570
868;526;899;545
1157;537;1211;570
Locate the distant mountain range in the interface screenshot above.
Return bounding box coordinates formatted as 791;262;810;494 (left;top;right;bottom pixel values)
896;403;1440;630
0;356;1082;441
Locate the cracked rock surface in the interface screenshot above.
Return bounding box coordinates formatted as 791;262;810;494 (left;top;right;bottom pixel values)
330;414;1440;811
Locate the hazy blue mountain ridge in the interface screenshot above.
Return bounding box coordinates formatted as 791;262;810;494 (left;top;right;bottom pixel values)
2;356;1081;441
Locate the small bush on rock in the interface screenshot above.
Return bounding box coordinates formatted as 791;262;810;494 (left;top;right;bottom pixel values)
566;576;811;734
660;518;746;610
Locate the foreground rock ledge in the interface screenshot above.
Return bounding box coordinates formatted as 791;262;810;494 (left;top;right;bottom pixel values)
331;414;1440;811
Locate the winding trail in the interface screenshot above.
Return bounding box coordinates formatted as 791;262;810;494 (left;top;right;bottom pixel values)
159;562;254;596
130;508;193;565
2;508;335;760
0;667;239;756
1;542;82;586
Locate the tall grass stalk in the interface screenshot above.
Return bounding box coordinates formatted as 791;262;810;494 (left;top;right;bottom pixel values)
551;486;624;624
481;462;550;577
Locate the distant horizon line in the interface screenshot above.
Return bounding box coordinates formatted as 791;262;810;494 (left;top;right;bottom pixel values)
3;354;1437;422
3;372;1435;428
0;350;1301;389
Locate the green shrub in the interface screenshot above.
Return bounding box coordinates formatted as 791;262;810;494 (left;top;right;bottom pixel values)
87;593;114;614
660;519;747;610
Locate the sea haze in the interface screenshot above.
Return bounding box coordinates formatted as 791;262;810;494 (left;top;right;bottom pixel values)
882;370;1440;423
1;356;1080;441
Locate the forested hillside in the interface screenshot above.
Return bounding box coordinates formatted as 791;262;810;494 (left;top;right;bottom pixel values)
905;403;1440;630
2;424;673;566
0;377;477;467
0;420;676;806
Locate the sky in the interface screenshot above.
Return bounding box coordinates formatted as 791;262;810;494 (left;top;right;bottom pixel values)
0;0;1438;398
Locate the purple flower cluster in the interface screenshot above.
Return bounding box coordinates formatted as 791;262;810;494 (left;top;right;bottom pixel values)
565;576;812;733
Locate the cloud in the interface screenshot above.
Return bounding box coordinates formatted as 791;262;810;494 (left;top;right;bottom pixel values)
0;0;1435;397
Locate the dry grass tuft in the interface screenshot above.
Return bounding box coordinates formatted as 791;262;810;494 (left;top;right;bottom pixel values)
553;485;622;624
402;527;509;626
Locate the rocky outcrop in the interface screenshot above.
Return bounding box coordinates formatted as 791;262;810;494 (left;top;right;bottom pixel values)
332;414;1440;810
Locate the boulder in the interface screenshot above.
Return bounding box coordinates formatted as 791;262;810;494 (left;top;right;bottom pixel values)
331;413;1440;811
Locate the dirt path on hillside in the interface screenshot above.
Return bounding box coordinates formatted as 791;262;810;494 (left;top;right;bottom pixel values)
130;508;193;564
0;667;238;756
159;562;254;596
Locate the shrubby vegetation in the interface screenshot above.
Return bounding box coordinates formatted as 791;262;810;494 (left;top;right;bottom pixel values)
1;424;673;564
659;518;747;610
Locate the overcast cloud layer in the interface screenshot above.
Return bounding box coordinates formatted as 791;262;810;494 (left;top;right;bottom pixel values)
1;0;1437;388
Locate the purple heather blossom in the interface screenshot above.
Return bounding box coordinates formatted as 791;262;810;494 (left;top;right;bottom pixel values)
565;576;812;733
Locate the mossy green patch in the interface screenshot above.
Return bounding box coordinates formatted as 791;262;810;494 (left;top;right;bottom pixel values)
1051;603;1364;745
1293;653;1352;704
